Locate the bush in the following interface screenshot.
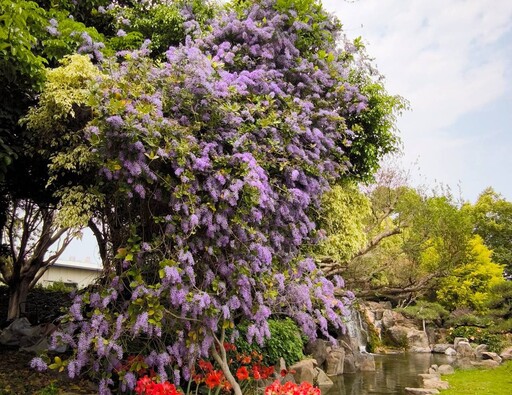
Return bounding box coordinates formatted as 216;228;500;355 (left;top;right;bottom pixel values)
447;326;504;353
235;318;305;367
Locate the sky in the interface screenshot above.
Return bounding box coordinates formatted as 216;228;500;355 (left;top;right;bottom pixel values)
323;0;512;203
64;0;512;264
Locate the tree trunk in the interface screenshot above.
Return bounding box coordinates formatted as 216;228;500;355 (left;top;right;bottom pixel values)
7;278;30;321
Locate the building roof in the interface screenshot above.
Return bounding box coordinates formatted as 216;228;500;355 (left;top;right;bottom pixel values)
54;259;103;271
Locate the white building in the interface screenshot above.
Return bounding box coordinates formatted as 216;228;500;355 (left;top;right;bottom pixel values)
37;259;102;289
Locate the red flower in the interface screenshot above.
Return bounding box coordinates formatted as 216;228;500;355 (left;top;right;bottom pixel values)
135;376;181;395
205;370;223;389
260;366;274;379
198;359;214;373
223;342;237;352
280;369;287;377
252;365;261;380
236;366;249;381
264;380;320;395
241;355;252;365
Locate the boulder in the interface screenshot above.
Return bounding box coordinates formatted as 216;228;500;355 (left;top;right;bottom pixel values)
404;388;440;395
453;337;468;348
314;368;334;393
418;373;450;390
343;354;357;374
325;347;345;375
470;360;500;368
290;359;317;384
382;309;397;329
432;344;452;354
455;341;475;359
499;346;512;361
358;354;376;372
438;364;455;375
475;344;489;359
305;339;330;367
444;347;457;356
481;352;502;364
387;325;430;352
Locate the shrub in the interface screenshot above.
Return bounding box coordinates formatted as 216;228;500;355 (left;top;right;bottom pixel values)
447;326;504;353
235;318;305;367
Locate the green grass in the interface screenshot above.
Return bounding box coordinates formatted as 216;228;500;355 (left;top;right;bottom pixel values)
440;361;512;395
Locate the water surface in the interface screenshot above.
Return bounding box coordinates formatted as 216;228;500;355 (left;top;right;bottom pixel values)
328;353;455;395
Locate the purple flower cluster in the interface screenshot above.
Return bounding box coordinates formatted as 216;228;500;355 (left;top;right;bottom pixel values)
51;1;388;393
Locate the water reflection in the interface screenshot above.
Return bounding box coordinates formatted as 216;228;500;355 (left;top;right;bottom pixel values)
328;353;456;395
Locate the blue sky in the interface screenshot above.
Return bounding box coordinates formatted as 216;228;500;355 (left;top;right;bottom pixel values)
64;0;512;264
324;0;512;202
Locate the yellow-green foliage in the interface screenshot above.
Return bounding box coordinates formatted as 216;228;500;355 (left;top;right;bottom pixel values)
315;183;370;263
22;54;101;140
436;235;506;311
22;54;103;228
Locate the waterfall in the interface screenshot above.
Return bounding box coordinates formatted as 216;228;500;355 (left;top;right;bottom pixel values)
344;308;369;353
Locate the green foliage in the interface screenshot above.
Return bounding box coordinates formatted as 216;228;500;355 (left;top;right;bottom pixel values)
447;326;504;353
485;281;512;333
313;183;370;265
112;0;216;56
37;381;59;395
471;188;512;276
39;280;75;293
0;0;47;87
235;318;305;367
347;82;406;181
397;301;448;322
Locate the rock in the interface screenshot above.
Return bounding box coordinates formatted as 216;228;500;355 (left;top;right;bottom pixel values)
475;344;489;359
387;325;430;352
325;347;345;375
455;341;475;359
418;373;450;390
290;359;317;384
444;347;457;356
438;364;455;375
314;368;334;393
481;352;502;364
453;337;468;348
471;360;500;368
358;354;376;371
305;340;330;367
343;354;357;374
382;309;397;329
500;346;512;361
404;388;440;394
432;344;452;354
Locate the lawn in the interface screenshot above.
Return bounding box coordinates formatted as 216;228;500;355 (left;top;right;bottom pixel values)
440;361;512;395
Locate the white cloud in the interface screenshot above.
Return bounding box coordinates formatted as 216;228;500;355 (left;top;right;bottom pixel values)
324;0;512;130
323;0;512;200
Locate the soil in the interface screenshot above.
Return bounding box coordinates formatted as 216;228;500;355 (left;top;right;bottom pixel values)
0;347;97;394
1;287;96;394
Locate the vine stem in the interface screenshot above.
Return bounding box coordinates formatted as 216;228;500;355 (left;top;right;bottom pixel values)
210;328;243;395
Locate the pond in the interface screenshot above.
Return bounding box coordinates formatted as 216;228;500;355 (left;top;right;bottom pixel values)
328;353;456;395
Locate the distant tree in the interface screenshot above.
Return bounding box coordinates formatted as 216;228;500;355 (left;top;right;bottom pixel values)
471;187;512;276
0;55;101;320
436;235;506;311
